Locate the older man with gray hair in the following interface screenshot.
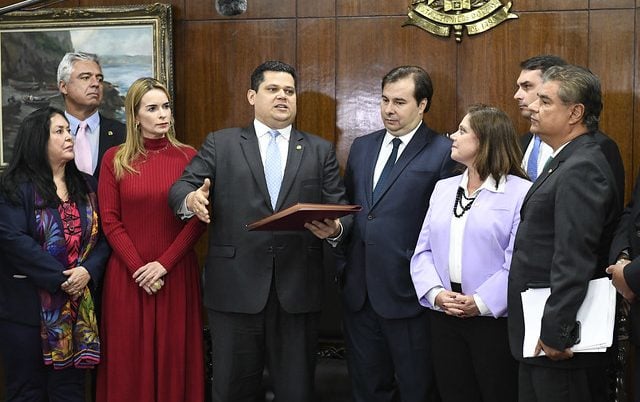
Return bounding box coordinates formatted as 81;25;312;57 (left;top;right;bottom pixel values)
507;65;622;402
57;52;125;178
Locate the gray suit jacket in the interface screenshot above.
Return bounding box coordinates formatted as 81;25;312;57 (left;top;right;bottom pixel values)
169;125;347;314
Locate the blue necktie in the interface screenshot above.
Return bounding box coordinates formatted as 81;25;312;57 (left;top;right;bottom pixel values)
264;130;282;209
373;138;402;203
527;135;541;181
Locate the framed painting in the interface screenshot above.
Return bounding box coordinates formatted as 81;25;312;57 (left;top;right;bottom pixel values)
0;3;173;168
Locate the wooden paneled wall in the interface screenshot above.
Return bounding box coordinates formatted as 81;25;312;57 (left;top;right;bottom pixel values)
0;1;636;399
0;0;632;196
92;0;639;200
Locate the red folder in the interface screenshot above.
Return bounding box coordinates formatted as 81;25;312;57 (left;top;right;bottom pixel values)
246;203;362;231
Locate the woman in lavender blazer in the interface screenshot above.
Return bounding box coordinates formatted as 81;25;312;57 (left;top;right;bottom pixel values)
410;104;531;402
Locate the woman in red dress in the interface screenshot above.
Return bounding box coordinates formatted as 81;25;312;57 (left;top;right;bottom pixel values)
96;77;206;402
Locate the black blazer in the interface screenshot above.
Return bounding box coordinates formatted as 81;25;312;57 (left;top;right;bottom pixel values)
508;133;621;368
0;177;110;326
521;130;625;200
610;171;640;345
339;123;456;319
169;125;347;315
94;114;126;179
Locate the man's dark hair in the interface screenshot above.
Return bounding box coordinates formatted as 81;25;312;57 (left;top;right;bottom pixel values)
250;60;297;91
382;66;433;112
520;55;567;73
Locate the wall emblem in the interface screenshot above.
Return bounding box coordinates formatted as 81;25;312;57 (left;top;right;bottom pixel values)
404;0;518;43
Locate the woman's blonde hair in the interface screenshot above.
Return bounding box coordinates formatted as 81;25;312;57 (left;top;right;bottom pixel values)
112;77;187;179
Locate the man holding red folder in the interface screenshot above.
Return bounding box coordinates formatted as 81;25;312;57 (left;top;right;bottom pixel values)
169;60;346;401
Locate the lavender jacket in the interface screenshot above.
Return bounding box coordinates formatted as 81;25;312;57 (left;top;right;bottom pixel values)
410;174;531;318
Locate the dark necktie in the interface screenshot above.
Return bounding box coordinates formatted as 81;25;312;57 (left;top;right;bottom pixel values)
526;135;541;181
541;156;554;173
373;137;402;203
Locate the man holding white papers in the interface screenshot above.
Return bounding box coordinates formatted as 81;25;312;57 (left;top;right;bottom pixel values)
507;65;621;402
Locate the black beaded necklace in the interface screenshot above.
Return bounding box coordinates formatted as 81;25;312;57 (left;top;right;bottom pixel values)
453;187;476;218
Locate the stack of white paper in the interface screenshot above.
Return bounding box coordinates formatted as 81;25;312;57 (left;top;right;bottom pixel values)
521;277;616;358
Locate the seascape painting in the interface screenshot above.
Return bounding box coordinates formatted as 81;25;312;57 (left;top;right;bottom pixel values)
0;27;152;166
0;3;173;168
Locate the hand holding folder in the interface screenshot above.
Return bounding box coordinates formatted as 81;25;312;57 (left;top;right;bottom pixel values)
521;277;616;358
246;203;362;231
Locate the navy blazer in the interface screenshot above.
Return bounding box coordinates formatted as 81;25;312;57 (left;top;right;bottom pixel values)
339;123;456;319
0;176;110;326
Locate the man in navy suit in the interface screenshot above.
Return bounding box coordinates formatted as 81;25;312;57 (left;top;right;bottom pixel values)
57;52;125;179
335;66;455;402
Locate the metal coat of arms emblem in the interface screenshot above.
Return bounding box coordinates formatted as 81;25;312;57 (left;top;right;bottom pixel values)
404;0;518;43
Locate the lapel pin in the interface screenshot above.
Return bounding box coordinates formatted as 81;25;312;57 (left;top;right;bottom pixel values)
107;130;114;136
296;145;302;150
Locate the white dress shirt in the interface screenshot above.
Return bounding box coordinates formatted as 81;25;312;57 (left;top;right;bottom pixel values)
426;170;507;316
372;122;421;190
521;134;553;179
254;119;291;175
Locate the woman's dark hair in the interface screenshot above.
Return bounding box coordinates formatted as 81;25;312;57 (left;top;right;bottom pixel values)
466;104;528;184
0;107;89;206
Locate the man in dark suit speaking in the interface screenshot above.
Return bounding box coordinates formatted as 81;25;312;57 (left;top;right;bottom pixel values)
335;66;455;402
169;60;346;401
57;52;125;179
507;65;621;402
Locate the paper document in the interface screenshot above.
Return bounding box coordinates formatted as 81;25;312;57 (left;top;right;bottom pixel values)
521;277;616;358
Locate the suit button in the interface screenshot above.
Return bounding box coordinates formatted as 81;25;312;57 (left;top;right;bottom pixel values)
636;230;640;237
367;215;374;220
267;246;273;252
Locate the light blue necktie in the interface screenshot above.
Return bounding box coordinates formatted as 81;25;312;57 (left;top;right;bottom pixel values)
527;135;541;181
264;130;282;209
373;137;402;203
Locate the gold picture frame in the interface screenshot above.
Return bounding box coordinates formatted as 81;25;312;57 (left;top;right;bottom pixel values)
0;3;173;167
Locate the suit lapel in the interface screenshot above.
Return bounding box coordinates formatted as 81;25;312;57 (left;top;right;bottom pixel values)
365;132;385;209
239;126;273;210
277;130;304;210
371;125;430;207
521;135;589;206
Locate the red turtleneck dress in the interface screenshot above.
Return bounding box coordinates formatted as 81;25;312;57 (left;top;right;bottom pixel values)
96;137;206;402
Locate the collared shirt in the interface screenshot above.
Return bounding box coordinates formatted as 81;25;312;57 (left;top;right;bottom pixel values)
521;134;553;179
372;122;421;190
254;119;291;177
178;120;293;218
66;110;101;174
426;170;507;316
550;141;571;158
